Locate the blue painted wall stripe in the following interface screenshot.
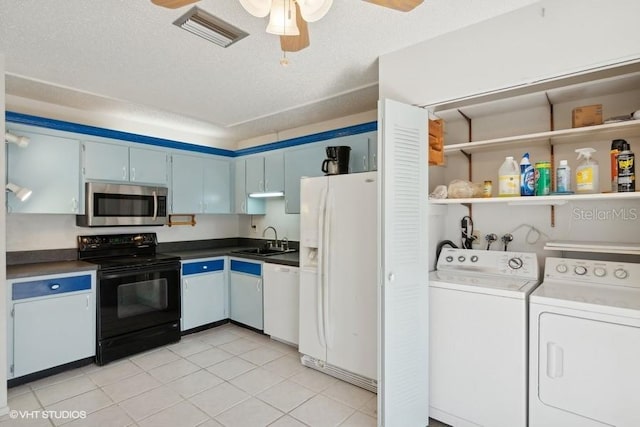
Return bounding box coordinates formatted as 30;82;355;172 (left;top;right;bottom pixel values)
6;111;377;158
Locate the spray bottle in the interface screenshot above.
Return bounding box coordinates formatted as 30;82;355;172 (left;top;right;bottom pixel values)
575;148;599;194
519;153;535;196
617;141;635;192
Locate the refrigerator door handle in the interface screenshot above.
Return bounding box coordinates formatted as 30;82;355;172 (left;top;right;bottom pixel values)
316;185;328;348
323;187;333;348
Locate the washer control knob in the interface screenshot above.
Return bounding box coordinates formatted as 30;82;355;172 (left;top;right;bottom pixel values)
458;256;466;262
574;265;588;275
614;268;629;280
508;257;523;270
593;267;607;277
555;264;568;273
445;256;453;263
470;255;479;263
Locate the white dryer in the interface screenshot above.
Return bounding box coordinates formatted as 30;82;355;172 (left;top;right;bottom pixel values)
429;248;540;427
530;257;640;427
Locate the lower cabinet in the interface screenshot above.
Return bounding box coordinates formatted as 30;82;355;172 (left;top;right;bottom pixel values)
181;257;227;331
263;263;299;345
229;258;263;330
7;272;96;379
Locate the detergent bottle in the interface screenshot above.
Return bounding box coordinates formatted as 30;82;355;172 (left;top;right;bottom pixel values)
575;148;599;194
519;153;535;196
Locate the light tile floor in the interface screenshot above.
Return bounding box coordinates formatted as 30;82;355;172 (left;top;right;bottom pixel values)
1;323;380;427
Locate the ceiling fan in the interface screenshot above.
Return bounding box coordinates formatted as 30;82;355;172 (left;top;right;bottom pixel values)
151;0;423;53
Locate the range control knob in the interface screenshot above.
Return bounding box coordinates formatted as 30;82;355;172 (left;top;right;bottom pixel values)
458;256;466;262
614;268;629;280
470;255;479;263
445;256;454;263
508;257;523;270
593;267;607;278
555;264;568;273
574;265;588;275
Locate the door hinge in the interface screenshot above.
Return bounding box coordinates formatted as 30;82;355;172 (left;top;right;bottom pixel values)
10;307;14;318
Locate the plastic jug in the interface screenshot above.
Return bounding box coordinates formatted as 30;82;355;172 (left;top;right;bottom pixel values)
575;148;599;194
499;156;520;197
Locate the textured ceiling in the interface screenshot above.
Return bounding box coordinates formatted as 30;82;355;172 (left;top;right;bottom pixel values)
0;0;538;147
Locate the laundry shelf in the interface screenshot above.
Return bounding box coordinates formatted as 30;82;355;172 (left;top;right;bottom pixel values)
544;240;640;255
430;191;640;206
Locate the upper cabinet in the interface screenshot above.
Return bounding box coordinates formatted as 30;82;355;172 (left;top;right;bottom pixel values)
7;129;82;214
245;152;285;195
172;153;231;214
283;131;377;213
233;159;266;215
82;141;168;185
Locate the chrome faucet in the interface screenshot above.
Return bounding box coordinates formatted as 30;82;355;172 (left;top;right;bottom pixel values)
262;226;278;247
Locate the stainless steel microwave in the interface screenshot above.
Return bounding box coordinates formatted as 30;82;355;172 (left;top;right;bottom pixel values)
77;182;168;227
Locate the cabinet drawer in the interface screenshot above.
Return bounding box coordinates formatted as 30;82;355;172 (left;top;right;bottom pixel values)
12;275;92;300
230;259;262;276
182;259;225;276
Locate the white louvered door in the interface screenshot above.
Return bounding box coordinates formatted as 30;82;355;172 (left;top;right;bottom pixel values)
378;98;429;426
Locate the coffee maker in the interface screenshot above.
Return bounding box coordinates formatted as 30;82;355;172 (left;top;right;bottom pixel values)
322;146;351;175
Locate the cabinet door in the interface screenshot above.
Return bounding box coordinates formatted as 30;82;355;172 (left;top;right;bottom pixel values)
130;147;168;185
234;160;266;215
7;130;81;214
182;272;226;331
83;141;129;181
171;154;203;213
263;264;299;344
245;156;265;194
264;152;284;193
229;260;263;330
13;293;94;377
203;157;231;213
284;144;325;214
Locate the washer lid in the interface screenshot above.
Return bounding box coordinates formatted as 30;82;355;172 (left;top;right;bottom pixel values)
429;270;539;298
531;281;640;318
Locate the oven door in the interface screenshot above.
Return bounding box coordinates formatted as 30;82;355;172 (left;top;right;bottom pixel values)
97;262;180;340
77;182;168;227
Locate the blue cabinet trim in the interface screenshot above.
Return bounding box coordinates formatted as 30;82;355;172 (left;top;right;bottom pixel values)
12;275;92;300
6;111;235;158
230;259;262;276
234;122;378;156
6;111;377;158
183;259;225;275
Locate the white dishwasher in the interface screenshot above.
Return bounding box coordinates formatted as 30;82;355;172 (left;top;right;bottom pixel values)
263;263;299;345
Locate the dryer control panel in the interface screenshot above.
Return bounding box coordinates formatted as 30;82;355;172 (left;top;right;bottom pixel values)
437;248;538;280
544;257;640;287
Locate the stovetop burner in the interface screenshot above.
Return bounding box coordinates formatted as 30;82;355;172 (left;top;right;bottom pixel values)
78;232;179;270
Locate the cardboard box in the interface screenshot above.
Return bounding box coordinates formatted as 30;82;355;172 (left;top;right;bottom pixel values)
429;118;444;138
429;147;444;166
572;104;603;128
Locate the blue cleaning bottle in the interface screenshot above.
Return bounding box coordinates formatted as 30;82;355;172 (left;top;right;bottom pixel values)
520;153;535;196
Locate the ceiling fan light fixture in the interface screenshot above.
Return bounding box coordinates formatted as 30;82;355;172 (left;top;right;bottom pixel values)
173;6;249;48
266;0;300;36
238;0;271;17
297;0;333;22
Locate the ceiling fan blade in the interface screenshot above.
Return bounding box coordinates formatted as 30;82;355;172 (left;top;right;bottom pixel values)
151;0;200;9
362;0;424;12
280;3;310;52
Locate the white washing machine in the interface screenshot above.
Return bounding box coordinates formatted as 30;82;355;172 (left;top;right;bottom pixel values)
530;257;640;427
429;248;540;427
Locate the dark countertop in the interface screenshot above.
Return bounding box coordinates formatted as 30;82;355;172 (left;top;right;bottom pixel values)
7;261;98;280
164;247;300;267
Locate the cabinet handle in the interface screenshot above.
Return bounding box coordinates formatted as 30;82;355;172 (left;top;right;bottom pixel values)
49;283;60;290
277;267;290;273
122;166;127;180
256;279;261;292
373;153;377;169
71;198;78;213
363;156;367;170
86;295;90;309
131;167;136;181
241;201;246;213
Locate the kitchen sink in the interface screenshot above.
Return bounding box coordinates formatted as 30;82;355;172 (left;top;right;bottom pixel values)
231;247;298;257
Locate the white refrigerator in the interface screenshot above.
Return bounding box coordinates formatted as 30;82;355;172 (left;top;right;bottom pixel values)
298;171;378;392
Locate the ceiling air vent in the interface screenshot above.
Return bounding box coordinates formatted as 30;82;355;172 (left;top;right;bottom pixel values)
173;7;248;48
